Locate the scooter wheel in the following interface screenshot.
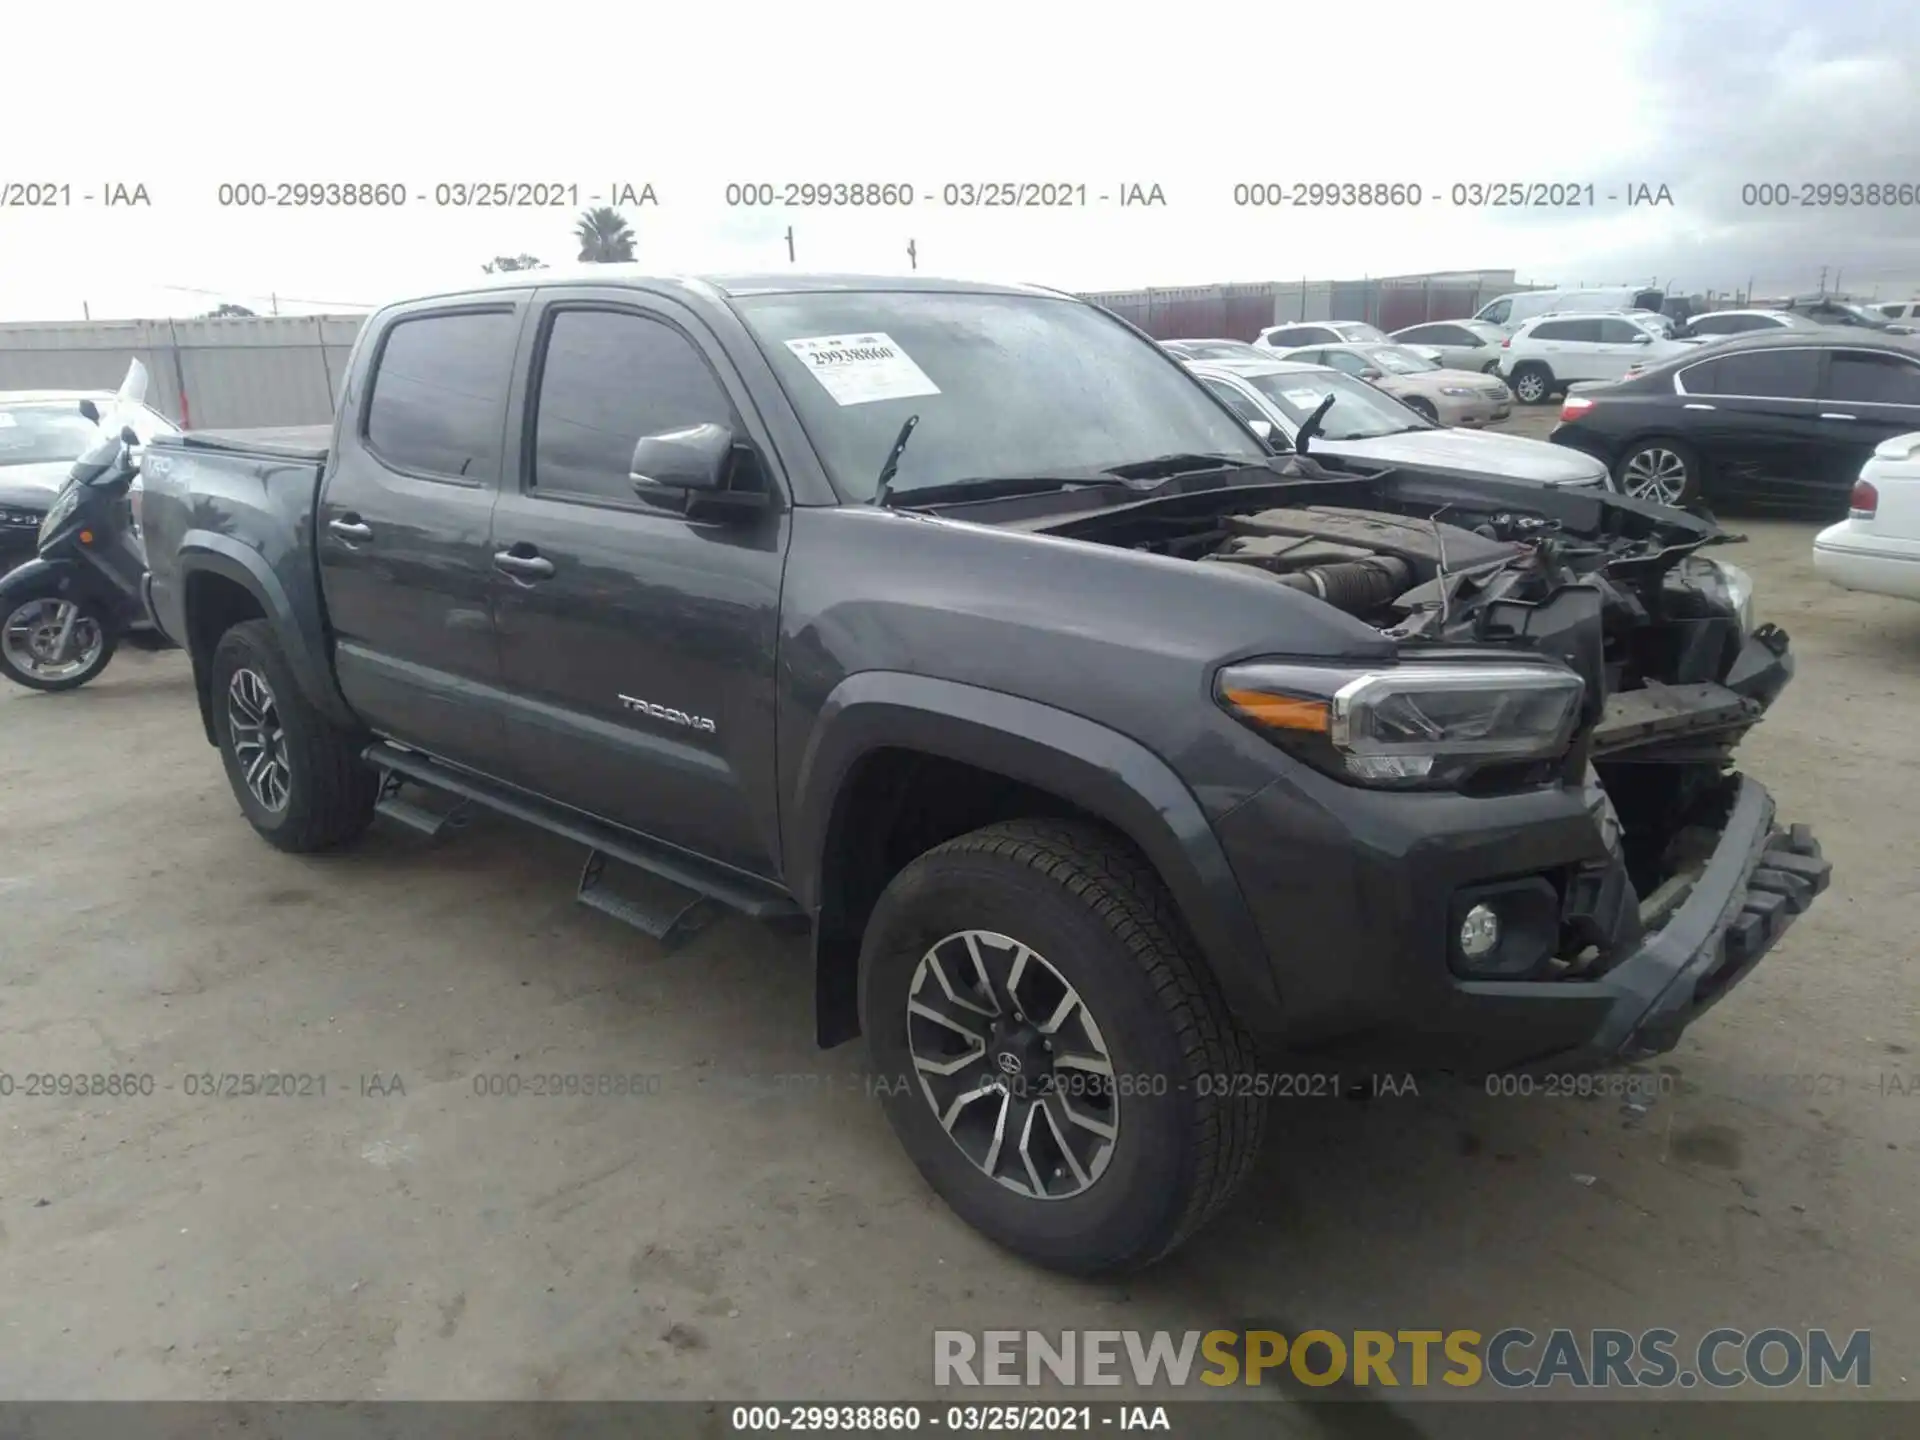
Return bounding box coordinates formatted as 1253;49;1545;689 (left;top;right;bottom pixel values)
0;592;117;692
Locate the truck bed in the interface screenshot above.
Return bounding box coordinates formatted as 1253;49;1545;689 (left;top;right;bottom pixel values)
154;425;332;462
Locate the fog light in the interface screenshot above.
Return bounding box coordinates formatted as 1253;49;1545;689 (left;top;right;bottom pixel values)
1459;904;1501;960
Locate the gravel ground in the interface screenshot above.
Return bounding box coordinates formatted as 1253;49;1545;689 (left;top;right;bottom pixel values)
0;416;1914;1423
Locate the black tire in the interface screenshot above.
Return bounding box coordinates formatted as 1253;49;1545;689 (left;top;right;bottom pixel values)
858;818;1266;1275
1404;396;1440;424
209;619;378;853
1509;363;1554;405
0;588;117;692
1481;358;1502;374
1613;436;1703;508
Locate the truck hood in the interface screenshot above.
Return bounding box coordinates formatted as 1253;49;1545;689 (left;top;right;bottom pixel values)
1311;426;1609;488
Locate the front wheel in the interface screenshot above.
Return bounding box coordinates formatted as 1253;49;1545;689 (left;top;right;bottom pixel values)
1404;396;1440;424
0;592;116;692
210;619;379;852
1615;438;1702;507
858;819;1267;1275
1509;363;1554;404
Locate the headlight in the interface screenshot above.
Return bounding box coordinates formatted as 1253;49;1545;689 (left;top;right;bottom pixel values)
37;482;79;543
1684;556;1755;632
1439;386;1479;397
1217;660;1585;790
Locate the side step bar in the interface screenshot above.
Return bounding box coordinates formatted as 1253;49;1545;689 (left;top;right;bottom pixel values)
375;771;472;839
364;743;802;935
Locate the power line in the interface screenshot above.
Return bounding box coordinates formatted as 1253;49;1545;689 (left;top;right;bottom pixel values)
155;283;375;309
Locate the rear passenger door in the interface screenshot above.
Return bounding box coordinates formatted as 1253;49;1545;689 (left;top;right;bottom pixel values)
317;300;526;777
488;291;791;879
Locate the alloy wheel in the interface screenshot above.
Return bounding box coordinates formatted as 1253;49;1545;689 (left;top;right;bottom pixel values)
1;598;104;682
227;666;292;811
1621;447;1689;504
1513;370;1547;403
906;929;1120;1200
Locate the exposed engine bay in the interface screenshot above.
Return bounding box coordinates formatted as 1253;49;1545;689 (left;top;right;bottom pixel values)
1033;464;1798;960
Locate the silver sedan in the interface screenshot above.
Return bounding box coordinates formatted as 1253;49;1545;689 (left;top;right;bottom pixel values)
1387;318;1510;373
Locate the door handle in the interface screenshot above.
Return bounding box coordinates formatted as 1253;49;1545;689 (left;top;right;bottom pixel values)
493;550;555;579
1683;403;1716;410
1819;413;1856;421
328;517;373;542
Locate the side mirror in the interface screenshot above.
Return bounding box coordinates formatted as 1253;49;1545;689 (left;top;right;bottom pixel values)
630;421;768;513
1631;332;1653;344
78;399;100;424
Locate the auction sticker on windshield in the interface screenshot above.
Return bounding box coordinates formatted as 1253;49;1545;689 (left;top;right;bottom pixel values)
785;333;941;406
1282;388;1329;409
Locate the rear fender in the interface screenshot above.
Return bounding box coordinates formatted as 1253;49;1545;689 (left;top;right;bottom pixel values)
178;533;355;739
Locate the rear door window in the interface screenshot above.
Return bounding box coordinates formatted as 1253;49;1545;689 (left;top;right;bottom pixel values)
364;309;520;483
1597;319;1646;344
1825;350;1920;406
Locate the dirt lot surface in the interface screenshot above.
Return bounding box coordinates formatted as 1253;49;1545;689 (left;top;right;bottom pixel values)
1;415;1914;1425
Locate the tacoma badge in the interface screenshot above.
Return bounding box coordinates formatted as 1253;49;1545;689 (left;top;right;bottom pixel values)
618;695;716;734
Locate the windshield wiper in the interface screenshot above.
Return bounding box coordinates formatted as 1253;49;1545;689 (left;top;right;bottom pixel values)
1293;394;1338;456
871;414;920;507
878;473;1139;508
1099;452;1259;481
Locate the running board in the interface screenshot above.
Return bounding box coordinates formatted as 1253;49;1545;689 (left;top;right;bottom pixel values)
375;771;472;839
362;742;801;923
577;850;715;947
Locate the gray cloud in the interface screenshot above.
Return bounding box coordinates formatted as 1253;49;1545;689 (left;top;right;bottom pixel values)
1500;0;1920;297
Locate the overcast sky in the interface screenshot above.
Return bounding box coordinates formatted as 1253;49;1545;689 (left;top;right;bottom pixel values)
1;0;1915;320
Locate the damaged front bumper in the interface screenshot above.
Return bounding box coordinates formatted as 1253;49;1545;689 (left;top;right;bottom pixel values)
1513;775;1830;1071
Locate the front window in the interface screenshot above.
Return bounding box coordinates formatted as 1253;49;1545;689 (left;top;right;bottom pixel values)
1331;322;1389;343
732;290;1265;501
1239;369;1430;440
0;401;174;467
1479;299;1511;325
1356;345;1435;374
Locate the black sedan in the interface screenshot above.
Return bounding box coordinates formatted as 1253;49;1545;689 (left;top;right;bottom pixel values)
1548;330;1920;510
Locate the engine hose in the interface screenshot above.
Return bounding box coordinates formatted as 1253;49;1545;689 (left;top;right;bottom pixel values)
1271;556;1413;614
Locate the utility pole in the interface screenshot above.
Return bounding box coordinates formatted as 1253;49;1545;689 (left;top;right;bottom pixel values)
82;300;90;320
906;238;917;271
270;292;279;316
1832;268;1842;295
1817;266;1828;295
784;226;795;264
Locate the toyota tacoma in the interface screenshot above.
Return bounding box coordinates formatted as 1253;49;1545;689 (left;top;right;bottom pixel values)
135;269;1830;1275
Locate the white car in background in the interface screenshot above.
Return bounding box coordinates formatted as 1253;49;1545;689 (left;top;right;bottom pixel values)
1497;312;1695;404
1254;319;1443;365
1387;318;1509;373
1814;433;1920;602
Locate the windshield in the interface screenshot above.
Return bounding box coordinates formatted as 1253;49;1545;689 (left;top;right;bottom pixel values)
1332;323;1389;343
0;397;174;467
1358;345;1436;375
1241;369;1430;440
733;291;1266;501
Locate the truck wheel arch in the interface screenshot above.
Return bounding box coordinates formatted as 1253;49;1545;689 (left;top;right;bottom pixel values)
178;536;355;743
792;672;1281;1048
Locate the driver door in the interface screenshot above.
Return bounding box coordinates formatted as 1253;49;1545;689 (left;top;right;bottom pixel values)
488;291;791;878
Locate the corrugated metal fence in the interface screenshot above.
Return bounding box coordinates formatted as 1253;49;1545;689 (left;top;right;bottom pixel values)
0;314;368;429
1080;271;1533;341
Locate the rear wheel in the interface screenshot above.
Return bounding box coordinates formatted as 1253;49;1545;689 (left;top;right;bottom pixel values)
1509;363;1554;404
859;819;1266;1275
0;591;116;692
1615;438;1702;507
209;619;378;852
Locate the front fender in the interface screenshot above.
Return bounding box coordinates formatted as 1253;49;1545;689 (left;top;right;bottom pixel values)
791;671;1282;1043
0;556;82;601
178;533;355;731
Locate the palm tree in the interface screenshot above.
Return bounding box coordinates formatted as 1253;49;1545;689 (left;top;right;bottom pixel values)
574;208;636;263
482;254;546;274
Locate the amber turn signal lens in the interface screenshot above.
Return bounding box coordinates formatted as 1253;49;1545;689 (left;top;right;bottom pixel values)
78;529;95;544
1221;688;1330;733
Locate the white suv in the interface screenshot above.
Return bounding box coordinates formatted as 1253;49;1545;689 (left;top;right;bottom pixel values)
1497;311;1694;403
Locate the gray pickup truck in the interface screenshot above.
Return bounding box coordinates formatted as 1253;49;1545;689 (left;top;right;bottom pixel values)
137;268;1830;1274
